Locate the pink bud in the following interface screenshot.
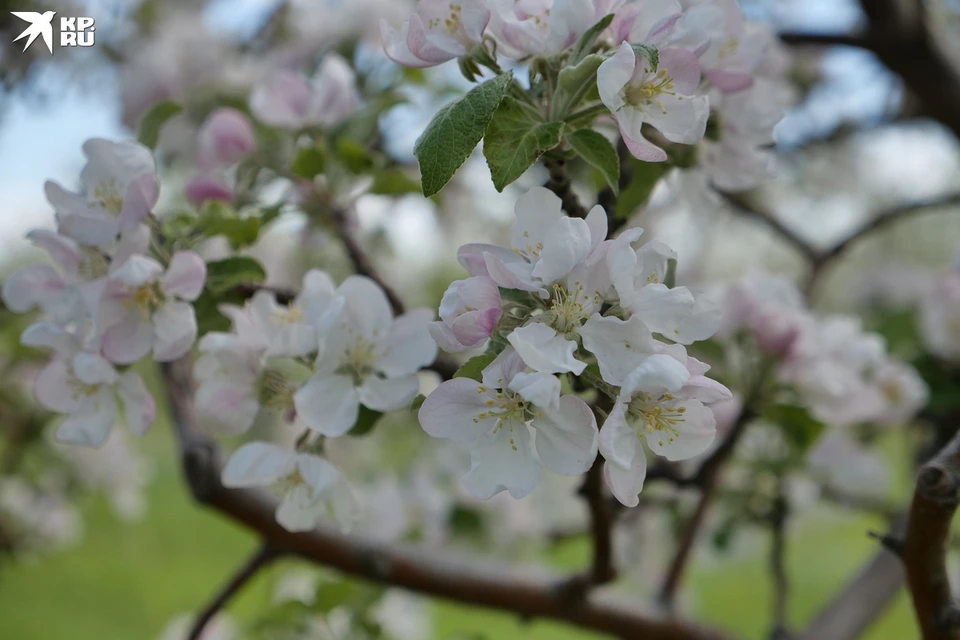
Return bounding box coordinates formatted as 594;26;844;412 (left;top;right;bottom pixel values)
198;108;256;168
185;175;234;207
428;276;502;352
753;310;799;358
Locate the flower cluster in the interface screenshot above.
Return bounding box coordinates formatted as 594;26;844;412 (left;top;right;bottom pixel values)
420;187;731;506
383;0;792;183
197;271;437;531
2;139;206;447
716;273;928;428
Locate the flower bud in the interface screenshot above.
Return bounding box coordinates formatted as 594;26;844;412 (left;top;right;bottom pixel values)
428;276;502;352
198;108;256;168
185;175;234;207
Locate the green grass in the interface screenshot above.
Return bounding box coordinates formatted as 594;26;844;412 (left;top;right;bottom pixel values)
0;424;916;638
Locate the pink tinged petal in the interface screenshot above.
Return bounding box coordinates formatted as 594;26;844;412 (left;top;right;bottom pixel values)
620;125;669;162
483;253;540;292
643;94;710;145
622;353;690;397
162;251;206;301
481;346;527;389
598;399;637;469
627;283;696;337
406;13;463;63
72;352;118;385
507;323;586;375
532;394;598;475
57;212;119;246
152;301;198;361
249;70;315;129
195;380;260;435
580;313;656;385
508;371;561;411
2;264;65;313
457;242;516;276
658;48;702;94
35;359;81;413
185;175;234;206
381;19;434;68
111;254;164;288
429;321;469;352
597;42;636;113
21;322;78;358
604;453;647;507
116;370;155;436
645;400;716;461
119;173;160;233
457;276;502;313
198;108;256;167
294;373;360;437
113;224;152;267
102;311;154;365
380;309;437;377
358;374;420;412
221;442;297;487
530;217;593;284
56;387;118;448
462;421;541;500
704;69;754;93
27;229;81;273
44;180;86;215
312;54;361;128
450;308;501;348
511;187;564;253
418;378;498;443
646;11;682;43
682;375;732;404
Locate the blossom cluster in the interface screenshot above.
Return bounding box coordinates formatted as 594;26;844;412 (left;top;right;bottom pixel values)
197;271;437;531
420;187;731;507
2;138;204;448
715;273;928;428
383;0;791;187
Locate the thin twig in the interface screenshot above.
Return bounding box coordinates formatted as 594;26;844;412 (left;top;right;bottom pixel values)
544;158;588;218
717;191;819;263
768;490;790;640
160;359;734;640
189;544;277;640
332;207;406;316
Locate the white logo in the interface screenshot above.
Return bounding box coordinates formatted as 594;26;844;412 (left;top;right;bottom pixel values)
11;11;95;54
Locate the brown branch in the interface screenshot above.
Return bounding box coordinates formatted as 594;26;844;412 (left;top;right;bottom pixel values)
544;158;588;219
160;358;736;640
768;492;791;640
901;427;960;639
717;191;819;264
658;407;756;607
568;457;617;591
778;31;877;49
188;544;277;640
597;139;634;234
332;207;406;316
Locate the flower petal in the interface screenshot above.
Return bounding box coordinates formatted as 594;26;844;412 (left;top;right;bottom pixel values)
152;301;198;362
294;373;360;437
116;370;156;436
644;400;716;461
418;378;498;443
56;388;117;448
462;421;541;499
532;395;598;475
507;323;585;375
358;374;420;412
580;313;656;385
604;454;647;507
222;441;297;487
162;251;206;301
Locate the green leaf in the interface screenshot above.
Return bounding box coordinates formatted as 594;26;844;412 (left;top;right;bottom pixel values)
336;138;374;174
483;98;563;192
555;54;604;114
137;100;182;149
370;168;422;196
196;201;263;249
454;352;498;382
414;72;513;197
566;129;619;194
204;256;267;294
615;158;667;219
631;43;660;70
290;145;326;179
448;504;487;538
764;403;827;453
349;405;384;437
570;14;614;64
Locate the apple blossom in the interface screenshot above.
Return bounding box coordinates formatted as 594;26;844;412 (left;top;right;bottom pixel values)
919;268;960;360
419;348;598;498
221;442;354;532
249;54;360;130
45;138;159;247
487;0;597;58
184;175;235;206
99;251;206;364
294;276;436;437
598;42;709;161
197;107;256;169
600;351;730;506
381;0;491;68
607;0;683;45
429;275;503;352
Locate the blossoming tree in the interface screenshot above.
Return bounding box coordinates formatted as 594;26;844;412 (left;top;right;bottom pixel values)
3;0;960;639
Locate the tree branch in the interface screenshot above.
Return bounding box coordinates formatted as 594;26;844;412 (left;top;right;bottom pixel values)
332;207;406;316
717;191;819;264
544;158;588;219
768;491;791;640
160;358;736;640
598;139;634;234
189;544;277;640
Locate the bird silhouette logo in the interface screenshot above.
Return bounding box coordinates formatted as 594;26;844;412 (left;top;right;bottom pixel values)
11;11;56;54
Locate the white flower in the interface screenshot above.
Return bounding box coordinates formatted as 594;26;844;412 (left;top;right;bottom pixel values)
488;0;598;58
221;442;354;532
45;138;159;246
99;251;206;364
381;0;490;67
600;351;730;506
418;348;598;499
249;54;360;130
24;322;155;447
607;0;682;45
598;42;709;161
294;276;436;437
194;331;267;435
